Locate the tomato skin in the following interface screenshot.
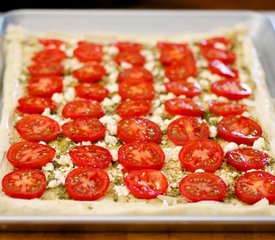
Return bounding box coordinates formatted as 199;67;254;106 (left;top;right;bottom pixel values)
226;148;269;171
117;118;162;144
114;41;142;52
7;141;56;169
28;62;64;76
16;114;60;142
165;81;201;97
179;172;227;202
179;139;223;172
208;60;238;79
118;141;165;170
217;115;262;146
65;168;110;201
62;100;104;119
17;97;57;114
200;45;236;64
114;51;146;67
116;100;151;119
2;169;46;199
235;171;275;204
72;63;106;83
39;39;64;48
165;98;204;117
69;145;112;169
32;49;65;63
75;83;109;102
210;80;251;100
123;169;168;199
118;67;153;83
73;43;103;62
167;117;209;146
165;61;197;81
62;118;106;142
209;101;247;116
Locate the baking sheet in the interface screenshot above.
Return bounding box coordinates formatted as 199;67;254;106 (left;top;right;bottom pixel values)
1;9;275;232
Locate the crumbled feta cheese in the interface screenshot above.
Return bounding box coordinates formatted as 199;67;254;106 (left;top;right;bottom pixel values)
114;185;129;197
100;115;118;135
141;49;154;61
103;46;118;55
105;134;118;146
64;87;75;102
55;155;72;166
150;115;166;131
217;169;239;185
111;94;121;104
214;42;226;50
196;59;208;68
247;169;258;173
81;141;91;146
65;48;74;57
42;162;54;171
52;93;65;104
108;71;119;82
195;169;205;173
252;137;265;150
39;141;46;145
199;79;210;89
120;62;132;69
199;70;220;82
96;141;107;148
223;142;238;154
48;180;61;188
105;83;118;94
63;75;77;88
209;126;218;138
203;93;218;102
163;147;181;161
154;105;165;116
42;107;51;116
144;62;155;71
155;83;166;93
102;98;113;107
110;149;118;161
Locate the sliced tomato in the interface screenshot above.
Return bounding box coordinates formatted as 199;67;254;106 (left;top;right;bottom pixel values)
218;115;262;145
28;62;64;76
2;169;46;199
73;43;103;62
62;100;104;119
39;39;64;48
200;37;231;48
119;80;155;101
208;60;238;79
179;172;227;202
69;145;112;169
114;41;142;52
17;97;57;114
235;171;275;204
226;148;269;171
165;81;201;97
75;83;109;102
65;168;110;201
118;67;153;83
165;61;197;81
167;117;209;146
165;98;204;117
16;114;60;142
200;45;236;64
209;101;247;116
118;141;165;170
113;51;145;67
28;76;63;98
72;63;106;83
179;139;223;172
62;118;106;142
210;80;251;100
32;49;65;63
116;100;151;118
7;141;56;169
117;118;162;144
124;169;168;199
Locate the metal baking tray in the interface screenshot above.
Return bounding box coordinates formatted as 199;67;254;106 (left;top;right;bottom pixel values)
1;9;275;232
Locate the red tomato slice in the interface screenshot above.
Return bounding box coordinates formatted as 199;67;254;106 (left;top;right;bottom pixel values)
117;118;162;144
75;83;109;102
119;80;155;101
167;117;209;146
218;115;262;145
113;51;145;67
200;37;231;48
28;62;64;76
179;139;223;172
2;169;46;199
165;81;201;97
114;41;142;52
208;60;238;79
209;101;247;116
165;98;204;117
65;168;110;201
116;100;151;118
39;39;64;48
16;114;60;142
62;118;106;142
28;76;63;98
73;43;103;62
235;171;275;204
200;45;236;64
179;172;227;202
17;97;57;114
226;148;269;171
124;169;168;199
165;61;197;81
32;49;65;63
118;67;153;83
210;80;251;100
7;141;56;169
69;145;112;169
72;63;106;83
118;141;165;170
62;100;104;119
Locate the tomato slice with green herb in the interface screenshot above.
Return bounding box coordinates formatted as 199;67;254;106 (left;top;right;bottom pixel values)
2;169;46;199
72;63;106;83
217;115;262;145
179;139;223;172
17;97;57;114
7;141;56;169
165;81;201;97
165;61;197;81
118;67;153;83
65;168;110;201
116;100;151;119
39;39;64;48
28;62;64;76
69;145;112;169
114;41;142;52
235;171;275;204
32;49;65;63
124;169;168;199
114;51;146;67
179;172;227;202
75;83;109;102
208;60;238;79
209;101;247;116
73;42;103;62
118;141;165;170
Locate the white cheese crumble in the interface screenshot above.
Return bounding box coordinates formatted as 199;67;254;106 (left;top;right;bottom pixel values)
108;71;119;82
163;147;181;161
52;93;65;104
195;169;205;173
64;87;76;102
110;149;118;161
105;83;118;94
120;62;132;69
252;137;265;150
114;185;130;197
223;142;238;154
100;115;118;135
199;79;210;89
209;126;218;138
